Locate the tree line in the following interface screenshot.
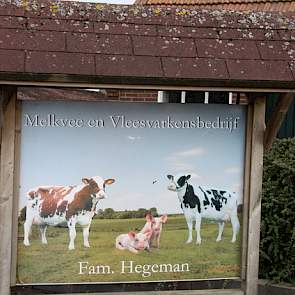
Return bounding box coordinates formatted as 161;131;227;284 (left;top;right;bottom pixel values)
95;207;158;219
18;206;158;221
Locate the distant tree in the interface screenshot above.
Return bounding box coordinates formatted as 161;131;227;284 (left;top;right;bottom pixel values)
95;209;104;219
93;207;159;219
119;210;133;219
149;207;158;217
136;208;148;218
104;208;115;219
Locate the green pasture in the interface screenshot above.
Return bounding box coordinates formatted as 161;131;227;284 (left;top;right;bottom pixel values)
17;216;241;284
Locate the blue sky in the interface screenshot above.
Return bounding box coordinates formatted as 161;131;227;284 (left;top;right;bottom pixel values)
19;101;246;214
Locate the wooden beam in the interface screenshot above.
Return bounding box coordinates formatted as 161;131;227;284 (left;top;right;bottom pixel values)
0;88;17;295
1;79;295;93
55;291;244;295
246;96;266;295
264;93;294;152
10;100;21;287
241;105;253;283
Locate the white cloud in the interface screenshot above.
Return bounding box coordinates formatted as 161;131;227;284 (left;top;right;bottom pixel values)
127;135;142;141
173;147;205;158
189;172;202;180
165;147;204;178
169;161;194;172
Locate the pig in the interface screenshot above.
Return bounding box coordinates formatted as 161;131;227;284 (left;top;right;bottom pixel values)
140;213;168;249
115;231;152;254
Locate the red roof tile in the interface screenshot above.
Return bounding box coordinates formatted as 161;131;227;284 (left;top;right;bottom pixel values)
135;0;295;12
0;0;294;89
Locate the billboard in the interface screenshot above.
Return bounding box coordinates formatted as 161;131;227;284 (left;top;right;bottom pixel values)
17;101;246;284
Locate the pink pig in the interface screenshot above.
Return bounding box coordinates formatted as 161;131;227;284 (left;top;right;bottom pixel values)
115;231;152;254
140;213;168;248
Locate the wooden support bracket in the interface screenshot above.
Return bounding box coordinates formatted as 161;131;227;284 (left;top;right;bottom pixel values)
264;93;294;152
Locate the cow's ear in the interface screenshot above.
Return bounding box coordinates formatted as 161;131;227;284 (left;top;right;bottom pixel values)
82;178;90;184
167;175;174;180
128;231;136;239
146;213;153;222
186;175;191;181
161;215;168;223
104;178;115;185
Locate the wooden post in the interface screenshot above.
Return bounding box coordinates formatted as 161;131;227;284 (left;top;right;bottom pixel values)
264;93;294;152
245;97;266;295
0;87;17;295
10;100;21;286
241;105;253;282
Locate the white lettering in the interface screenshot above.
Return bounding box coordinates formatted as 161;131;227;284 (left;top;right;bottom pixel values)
78;261;89;275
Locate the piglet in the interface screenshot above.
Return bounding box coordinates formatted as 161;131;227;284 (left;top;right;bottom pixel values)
140;213;168;249
115;231;152;254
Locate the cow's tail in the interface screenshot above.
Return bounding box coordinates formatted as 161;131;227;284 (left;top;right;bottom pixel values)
232;192;243;206
225;192;241;221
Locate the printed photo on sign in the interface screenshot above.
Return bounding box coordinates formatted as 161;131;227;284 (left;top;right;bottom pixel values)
17;101;246;284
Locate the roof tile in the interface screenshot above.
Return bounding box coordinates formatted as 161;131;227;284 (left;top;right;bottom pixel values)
0;16;26;29
162;57;229;79
26;51;95;75
133;36;197;57
67;33;132;55
94;22;157;36
278;29;295;41
96;55;163;77
0;29;66;51
0;49;24;72
157;26;219;39
136;0;295;12
0;3;24;16
0;1;294;87
24;19;94;33
257;40;295;60
196;39;261;59
290;61;295;80
218;28;280;41
227;59;294;80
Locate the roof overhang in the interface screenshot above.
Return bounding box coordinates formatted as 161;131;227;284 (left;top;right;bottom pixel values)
0;1;294;91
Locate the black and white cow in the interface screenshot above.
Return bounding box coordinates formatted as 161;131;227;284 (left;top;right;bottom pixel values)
167;174;240;244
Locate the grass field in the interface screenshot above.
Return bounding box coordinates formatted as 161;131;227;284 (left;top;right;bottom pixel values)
17;216;241;284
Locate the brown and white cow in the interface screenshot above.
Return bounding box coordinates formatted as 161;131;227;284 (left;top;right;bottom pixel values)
23;176;115;250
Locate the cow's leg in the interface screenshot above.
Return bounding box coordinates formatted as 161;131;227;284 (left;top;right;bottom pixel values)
230;213;240;243
216;222;225;242
185;216;193;244
40;224;48;244
82;223;91;248
67;220;77;250
23;208;34;246
195;216;202;245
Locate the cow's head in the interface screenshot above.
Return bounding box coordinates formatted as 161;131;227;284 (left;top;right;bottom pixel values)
82;176;115;200
167;174;191;191
128;231;152;252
